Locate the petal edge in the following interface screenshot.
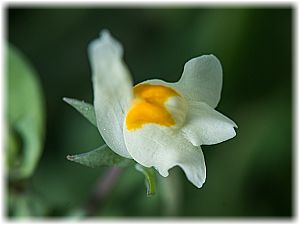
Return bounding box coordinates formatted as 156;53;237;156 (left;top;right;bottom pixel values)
182;101;237;146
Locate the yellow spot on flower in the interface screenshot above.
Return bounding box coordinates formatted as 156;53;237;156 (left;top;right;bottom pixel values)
126;83;180;130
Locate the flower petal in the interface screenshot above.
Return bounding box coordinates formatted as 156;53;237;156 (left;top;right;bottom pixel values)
123;124;206;188
137;55;222;108
88;30;133;158
174;55;223;108
182;101;237;146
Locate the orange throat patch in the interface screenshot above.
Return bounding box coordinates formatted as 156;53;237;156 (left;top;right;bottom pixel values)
125;83;180;131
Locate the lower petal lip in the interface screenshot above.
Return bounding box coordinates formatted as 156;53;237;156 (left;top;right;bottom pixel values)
123;121;207;188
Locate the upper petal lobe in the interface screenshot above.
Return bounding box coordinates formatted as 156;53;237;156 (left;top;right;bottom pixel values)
89;30;133;158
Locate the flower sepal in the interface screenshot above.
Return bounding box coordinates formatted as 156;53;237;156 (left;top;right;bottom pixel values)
66;144;133;168
63;97;97;127
135;164;156;196
64;97;134;168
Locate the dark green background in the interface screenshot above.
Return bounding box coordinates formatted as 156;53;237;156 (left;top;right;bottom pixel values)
8;7;293;217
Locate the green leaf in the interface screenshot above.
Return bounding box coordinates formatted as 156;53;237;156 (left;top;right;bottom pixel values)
9;191;48;217
63;97;97;127
6;127;19;169
135;164;156;196
7;45;45;179
67;144;133;168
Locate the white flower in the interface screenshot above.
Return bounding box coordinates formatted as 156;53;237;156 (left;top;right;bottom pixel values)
89;30;237;188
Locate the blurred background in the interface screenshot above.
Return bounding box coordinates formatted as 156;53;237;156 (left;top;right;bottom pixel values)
7;7;292;217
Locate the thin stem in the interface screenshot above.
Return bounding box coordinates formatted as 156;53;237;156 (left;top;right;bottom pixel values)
85;167;123;216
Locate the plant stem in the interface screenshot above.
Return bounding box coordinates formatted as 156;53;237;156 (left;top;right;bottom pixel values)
85;167;123;216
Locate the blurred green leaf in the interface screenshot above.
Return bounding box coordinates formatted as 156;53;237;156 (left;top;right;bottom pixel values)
63;97;97;127
135;164;156;196
67;144;133;168
6;128;19;169
13;195;31;217
7;45;45;179
9;191;48;217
